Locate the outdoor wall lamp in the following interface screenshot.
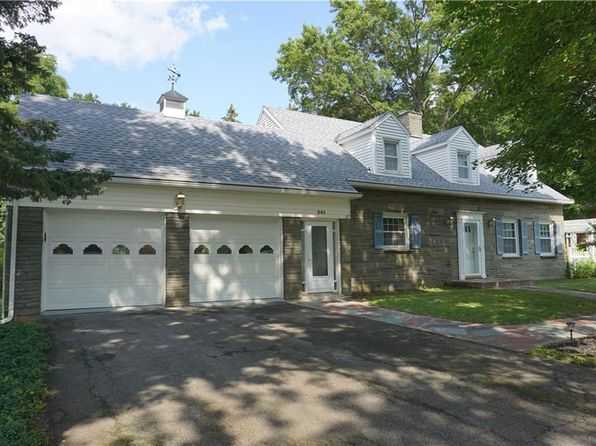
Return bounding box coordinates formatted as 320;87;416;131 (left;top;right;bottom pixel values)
175;192;186;209
566;321;576;343
487;218;496;227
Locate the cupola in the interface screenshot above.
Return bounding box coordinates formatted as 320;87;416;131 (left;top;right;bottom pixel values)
157;88;188;119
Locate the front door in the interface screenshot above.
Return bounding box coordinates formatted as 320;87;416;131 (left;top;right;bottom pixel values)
463;222;481;276
304;221;335;293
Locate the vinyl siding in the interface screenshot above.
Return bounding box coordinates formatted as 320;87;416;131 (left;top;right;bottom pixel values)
449;130;479;185
415;146;451;180
340;133;374;171
374;115;411;177
256;110;282;129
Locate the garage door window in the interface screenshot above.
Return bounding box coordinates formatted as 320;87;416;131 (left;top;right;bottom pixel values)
53;243;73;255
83;244;102;255
239;245;253;254
260;245;274;254
139;244;156;255
194;244;209;255
112;244;130;255
217;245;232;254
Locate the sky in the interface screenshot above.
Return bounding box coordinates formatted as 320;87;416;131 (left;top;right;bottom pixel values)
25;1;335;123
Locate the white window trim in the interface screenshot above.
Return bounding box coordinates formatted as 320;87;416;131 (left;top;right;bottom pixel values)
502;218;520;257
383;139;401;173
457;150;472;181
539;221;555;257
382;212;409;251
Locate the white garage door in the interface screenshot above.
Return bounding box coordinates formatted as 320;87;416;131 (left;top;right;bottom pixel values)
190;215;282;303
44;210;164;311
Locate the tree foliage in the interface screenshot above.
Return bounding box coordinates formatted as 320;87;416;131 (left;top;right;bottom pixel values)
0;1;111;202
272;0;465;132
71;91;101;103
222;104;239;123
186;109;201;118
444;1;596;214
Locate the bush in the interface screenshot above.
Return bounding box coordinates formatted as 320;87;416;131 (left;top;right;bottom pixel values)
0;322;49;446
570;259;596;279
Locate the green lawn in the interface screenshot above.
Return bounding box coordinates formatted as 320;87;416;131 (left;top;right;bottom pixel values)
368;288;596;325
0;322;49;446
530;347;596;368
536;278;596;293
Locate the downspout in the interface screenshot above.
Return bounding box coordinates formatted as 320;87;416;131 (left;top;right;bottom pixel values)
1;202;18;324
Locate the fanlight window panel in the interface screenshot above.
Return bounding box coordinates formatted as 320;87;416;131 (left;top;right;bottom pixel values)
194;244;210;255
53;243;74;255
139;244;157;255
239;245;253;254
83;243;103;255
112;244;130;255
260;245;274;254
217;245;232;255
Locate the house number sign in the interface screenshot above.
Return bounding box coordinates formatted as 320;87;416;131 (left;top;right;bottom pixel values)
316;209;327;215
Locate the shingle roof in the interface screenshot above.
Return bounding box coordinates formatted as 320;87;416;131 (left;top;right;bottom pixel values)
478;144;502;161
157;88;188;103
334;112;392;142
18;95;571;203
413;126;463;152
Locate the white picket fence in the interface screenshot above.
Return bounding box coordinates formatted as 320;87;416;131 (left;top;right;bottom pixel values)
566;247;596;265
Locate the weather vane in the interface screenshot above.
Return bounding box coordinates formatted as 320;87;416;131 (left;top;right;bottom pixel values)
167;64;181;89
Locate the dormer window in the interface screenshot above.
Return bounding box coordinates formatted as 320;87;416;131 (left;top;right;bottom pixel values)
457;151;471;179
384;140;400;171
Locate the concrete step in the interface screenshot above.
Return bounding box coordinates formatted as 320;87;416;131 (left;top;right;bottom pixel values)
448;278;535;289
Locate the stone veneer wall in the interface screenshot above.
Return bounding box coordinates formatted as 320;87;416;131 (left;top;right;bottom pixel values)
350;188;566;294
165;212;190;306
282;217;303;299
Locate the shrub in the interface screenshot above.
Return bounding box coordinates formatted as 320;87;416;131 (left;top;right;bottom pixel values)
0;322;49;446
570;259;596;279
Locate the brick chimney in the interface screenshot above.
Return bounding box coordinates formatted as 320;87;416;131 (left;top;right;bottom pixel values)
397;111;423;137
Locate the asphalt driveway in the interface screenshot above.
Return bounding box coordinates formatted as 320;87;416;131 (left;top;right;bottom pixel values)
45;303;596;445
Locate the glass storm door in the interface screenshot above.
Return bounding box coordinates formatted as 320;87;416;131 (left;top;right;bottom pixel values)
304;221;335;293
463;222;480;276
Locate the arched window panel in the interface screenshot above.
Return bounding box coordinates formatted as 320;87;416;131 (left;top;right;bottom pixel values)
139;244;157;255
194;244;209;255
83;244;102;255
260;245;274;254
53;243;73;255
217;245;232;254
239;245;253;254
112;244;130;255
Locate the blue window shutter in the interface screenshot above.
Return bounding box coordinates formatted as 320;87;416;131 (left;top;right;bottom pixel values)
519;219;529;255
495;219;504;256
410;215;421;249
534;221;542;254
373;213;384;249
555;221;564;255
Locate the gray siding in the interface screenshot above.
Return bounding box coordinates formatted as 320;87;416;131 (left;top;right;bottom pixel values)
350;188;566;294
415;147;451;180
449;130;479;185
165;212;190;306
374;115;412;177
256;110;282;129
341;133;374;171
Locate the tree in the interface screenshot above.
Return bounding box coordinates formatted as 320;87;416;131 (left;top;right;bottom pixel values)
186;109;201;118
0;1;111;202
444;1;596;216
221;104;239;123
28;54;68;98
71;92;101;103
272;0;465;131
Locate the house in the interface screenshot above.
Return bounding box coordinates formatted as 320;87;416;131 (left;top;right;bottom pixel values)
2;89;572;319
564;219;596;262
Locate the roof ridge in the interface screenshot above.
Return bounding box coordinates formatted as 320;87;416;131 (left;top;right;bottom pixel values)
263;105;361;125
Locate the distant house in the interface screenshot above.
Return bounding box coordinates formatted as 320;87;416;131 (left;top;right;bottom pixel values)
2;89;571;318
564;219;596;261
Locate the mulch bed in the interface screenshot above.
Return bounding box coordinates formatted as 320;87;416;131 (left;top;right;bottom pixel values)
549;334;596;356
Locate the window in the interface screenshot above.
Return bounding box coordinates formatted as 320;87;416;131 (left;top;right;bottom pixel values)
194;244;209;255
53;243;73;255
239;245;253;254
539;223;554;255
502;220;519;256
260;245;274;254
457;151;471;179
83;244;102;255
139;244;156;255
384;141;399;171
217;245;232;254
112;244;130;255
382;213;408;249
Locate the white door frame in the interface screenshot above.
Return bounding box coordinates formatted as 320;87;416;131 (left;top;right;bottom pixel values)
303;220;339;293
457;211;487;280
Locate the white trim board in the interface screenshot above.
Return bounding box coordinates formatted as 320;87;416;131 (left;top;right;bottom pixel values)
457;211;487;280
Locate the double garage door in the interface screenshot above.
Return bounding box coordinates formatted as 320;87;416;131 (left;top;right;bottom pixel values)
44;210;281;311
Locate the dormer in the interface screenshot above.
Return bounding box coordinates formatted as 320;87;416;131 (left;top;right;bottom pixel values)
157;88;188;119
335;112;413;178
413;126;480;185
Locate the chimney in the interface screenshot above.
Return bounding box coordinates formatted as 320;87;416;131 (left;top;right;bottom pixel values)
157;88;188;119
398;111;423;137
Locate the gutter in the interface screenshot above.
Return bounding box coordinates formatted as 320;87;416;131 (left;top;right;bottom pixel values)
350;181;574;205
1;202;18;324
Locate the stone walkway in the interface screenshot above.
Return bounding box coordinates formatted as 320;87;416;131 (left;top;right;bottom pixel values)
294;295;596;352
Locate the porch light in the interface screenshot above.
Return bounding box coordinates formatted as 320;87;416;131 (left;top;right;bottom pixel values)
488;218;496;227
175;192;186;209
565;321;576;342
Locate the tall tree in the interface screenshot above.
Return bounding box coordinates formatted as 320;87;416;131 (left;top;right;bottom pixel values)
0;1;111;202
186;109;201;118
71;92;101;103
222;104;239;123
272;0;465;132
444;1;596;216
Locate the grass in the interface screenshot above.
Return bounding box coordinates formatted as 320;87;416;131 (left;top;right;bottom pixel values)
536;278;596;293
367;288;596;325
0;322;49;446
530;347;596;368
